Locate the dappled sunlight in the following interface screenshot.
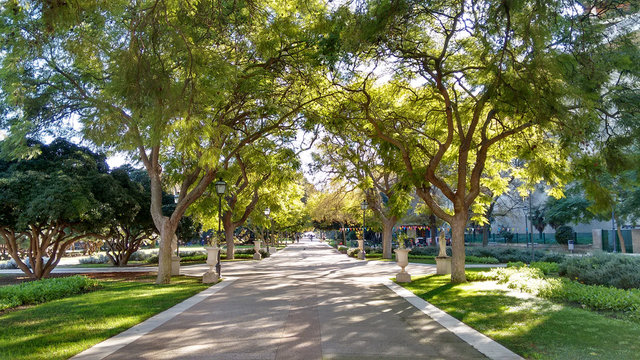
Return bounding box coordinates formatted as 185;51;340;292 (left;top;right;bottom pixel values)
400;272;640;359
99;240;486;359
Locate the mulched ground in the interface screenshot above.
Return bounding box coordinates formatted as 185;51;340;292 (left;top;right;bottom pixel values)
0;272;156;287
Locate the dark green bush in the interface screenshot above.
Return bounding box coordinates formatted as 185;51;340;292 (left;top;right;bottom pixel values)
466;247;545;263
507;261;526;268
555;225;573;245
465;255;499;264
559;252;640;289
499;229;514;243
410;247;449;256
0;276;99;311
347;248;360;257
538;252;567;263
180;254;207;262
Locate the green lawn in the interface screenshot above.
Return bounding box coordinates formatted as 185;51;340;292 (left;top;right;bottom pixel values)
0;276;211;360
401;274;640;359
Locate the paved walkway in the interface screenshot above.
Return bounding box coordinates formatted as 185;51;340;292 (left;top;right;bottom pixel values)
71;240;517;360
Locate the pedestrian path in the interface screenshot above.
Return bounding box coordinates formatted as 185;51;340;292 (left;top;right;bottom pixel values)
73;240;520;360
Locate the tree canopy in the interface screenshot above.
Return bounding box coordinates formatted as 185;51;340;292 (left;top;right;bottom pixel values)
0;0;332;283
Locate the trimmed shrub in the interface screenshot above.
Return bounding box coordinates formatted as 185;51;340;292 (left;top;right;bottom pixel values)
530;261;559;275
467;266;640;315
79;254;111;264
538;252;567;263
555;225;573;245
410;247;449;257
180;254;207;262
0;275;100;311
337;245;348;254
129;251;152;261
465;256;499;264
467;247;544;263
559;252;640;289
507;261;526;268
0;259;18;270
347;248;360;258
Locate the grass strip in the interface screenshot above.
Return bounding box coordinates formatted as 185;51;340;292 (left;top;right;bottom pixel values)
0;276;210;360
401;273;640;359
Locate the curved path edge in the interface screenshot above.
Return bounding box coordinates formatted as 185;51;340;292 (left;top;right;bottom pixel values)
71;278;237;360
384;280;523;360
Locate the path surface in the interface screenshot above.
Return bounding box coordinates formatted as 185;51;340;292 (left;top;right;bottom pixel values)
80;240;489;360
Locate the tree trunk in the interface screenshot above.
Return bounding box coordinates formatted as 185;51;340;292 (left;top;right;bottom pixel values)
382;219;395;259
156;219;176;284
225;222;236;260
615;216;626;253
450;214;467;283
429;214;437;246
482;223;489;247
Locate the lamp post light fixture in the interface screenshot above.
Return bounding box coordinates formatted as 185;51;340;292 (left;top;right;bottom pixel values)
214;178;227;277
173;190;180;257
264;208;271;253
360;200;368;260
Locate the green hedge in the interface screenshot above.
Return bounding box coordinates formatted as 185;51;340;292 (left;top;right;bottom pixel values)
0;276;99;311
407;246;566;264
467;267;640;315
559;252;640;289
530;261;559;275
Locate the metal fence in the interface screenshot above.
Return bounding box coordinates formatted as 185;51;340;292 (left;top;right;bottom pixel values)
464;232;593;245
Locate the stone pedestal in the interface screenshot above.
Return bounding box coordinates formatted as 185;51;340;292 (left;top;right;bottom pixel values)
436;256;451;275
171;255;180;276
253;240;262;260
203;245;220;283
395;248;412;283
632;230;640;254
357;239;366;260
592;229;602;251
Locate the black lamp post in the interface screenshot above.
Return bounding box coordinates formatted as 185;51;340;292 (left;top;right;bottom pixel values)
174;190;180;256
264;207;271;253
214;178;227;277
523;193;534;263
360;200;368;259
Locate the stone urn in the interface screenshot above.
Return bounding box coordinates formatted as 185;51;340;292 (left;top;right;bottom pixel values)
202;245;220;283
357;239;366;260
253;240;262;260
394;248;412;283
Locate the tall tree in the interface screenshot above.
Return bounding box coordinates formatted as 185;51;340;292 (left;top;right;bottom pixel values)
0;139;107;278
93;167;156;266
312;131;411;259
0;0;331;283
192;140;299;258
324;0;629;282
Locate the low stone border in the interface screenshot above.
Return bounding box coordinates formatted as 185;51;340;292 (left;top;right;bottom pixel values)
384;280;523;360
71;278;237;360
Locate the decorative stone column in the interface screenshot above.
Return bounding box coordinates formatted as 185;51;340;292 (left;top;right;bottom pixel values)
202;245;220;283
357;239;366;260
395;248;411;283
592;229;602;251
253;240;262;260
435;230;451;275
632;230;640;254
